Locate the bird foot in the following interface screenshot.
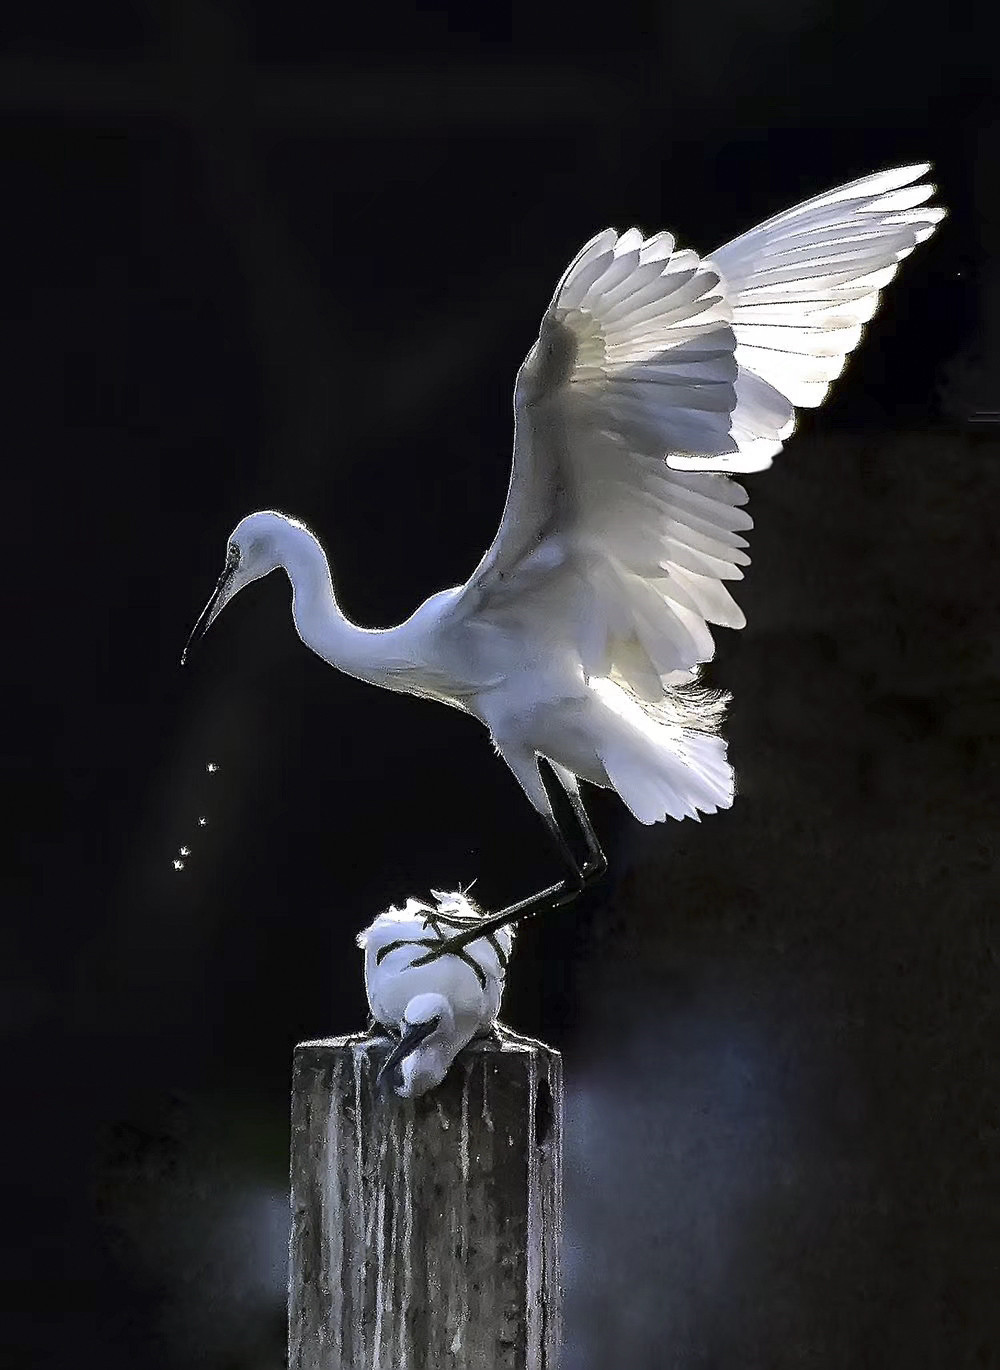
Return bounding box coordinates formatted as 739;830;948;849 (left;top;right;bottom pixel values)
412;869;603;968
412;799;608;968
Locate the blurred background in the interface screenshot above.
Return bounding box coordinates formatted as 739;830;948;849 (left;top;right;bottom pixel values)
3;1;998;1366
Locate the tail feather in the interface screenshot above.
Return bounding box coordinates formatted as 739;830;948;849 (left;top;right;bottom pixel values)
593;677;735;824
600;729;733;824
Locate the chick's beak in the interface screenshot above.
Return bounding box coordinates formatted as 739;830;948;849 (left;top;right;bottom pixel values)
376;1019;437;1098
181;560;237;666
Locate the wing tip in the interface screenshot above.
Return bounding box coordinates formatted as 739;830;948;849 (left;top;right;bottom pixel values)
895;160;933;179
551;227;619;305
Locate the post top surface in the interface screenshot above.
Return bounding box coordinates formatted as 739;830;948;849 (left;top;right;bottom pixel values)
295;1023;558;1059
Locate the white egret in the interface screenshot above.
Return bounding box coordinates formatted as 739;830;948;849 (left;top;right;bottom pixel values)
357;891;512;1097
184;163;944;961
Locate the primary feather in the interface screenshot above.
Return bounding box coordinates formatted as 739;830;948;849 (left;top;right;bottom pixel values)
695;161;945;470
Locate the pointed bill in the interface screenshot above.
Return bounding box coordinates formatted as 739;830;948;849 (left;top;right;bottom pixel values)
181;545;240;665
376;1018;438;1097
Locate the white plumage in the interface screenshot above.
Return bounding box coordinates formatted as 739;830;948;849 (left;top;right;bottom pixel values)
357;892;512;1097
187;163;944;833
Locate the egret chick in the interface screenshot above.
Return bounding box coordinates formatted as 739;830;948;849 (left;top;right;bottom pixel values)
357;891;513;1098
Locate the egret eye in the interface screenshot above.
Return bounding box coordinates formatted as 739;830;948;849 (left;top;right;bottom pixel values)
226;544;241;568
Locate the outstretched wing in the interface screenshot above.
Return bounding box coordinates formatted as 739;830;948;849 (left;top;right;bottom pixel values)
671;162;945;473
451;228;751;696
449;165;943;700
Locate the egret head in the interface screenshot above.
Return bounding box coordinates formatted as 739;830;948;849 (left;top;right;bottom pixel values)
377;992;457;1100
182;510;301;664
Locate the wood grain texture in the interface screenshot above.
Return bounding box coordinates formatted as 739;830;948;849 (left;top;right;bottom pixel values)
289;1027;562;1370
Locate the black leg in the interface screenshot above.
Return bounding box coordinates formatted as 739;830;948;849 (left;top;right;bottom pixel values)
411;782;606;968
562;782;608;879
543;809;585;886
540;757;607;881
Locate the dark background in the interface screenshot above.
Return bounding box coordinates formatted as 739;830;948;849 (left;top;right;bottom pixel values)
3;2;999;1367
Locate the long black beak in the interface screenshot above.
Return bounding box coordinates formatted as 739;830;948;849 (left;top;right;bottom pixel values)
181;562;236;666
376;1018;438;1096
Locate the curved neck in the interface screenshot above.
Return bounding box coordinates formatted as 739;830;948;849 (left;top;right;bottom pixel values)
277;522;407;686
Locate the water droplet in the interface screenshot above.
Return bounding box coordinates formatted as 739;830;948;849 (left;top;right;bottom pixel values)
197;817;207;826
173;859;185;871
206;762;219;773
179;846;191;857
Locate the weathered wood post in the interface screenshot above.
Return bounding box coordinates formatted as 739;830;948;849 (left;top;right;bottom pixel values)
289;1026;562;1370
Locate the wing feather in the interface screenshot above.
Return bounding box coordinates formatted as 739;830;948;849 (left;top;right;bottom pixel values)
680;163;945;469
447;165;943;702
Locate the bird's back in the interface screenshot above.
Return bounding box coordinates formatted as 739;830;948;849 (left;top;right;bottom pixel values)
358;894;512;1035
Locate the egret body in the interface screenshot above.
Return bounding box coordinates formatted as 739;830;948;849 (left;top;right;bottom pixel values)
186;163;944;955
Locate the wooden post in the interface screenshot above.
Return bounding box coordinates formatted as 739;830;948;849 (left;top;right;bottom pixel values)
289;1027;562;1370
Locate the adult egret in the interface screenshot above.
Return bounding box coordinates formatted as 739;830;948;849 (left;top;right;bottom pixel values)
184;163;944;961
357;891;512;1097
